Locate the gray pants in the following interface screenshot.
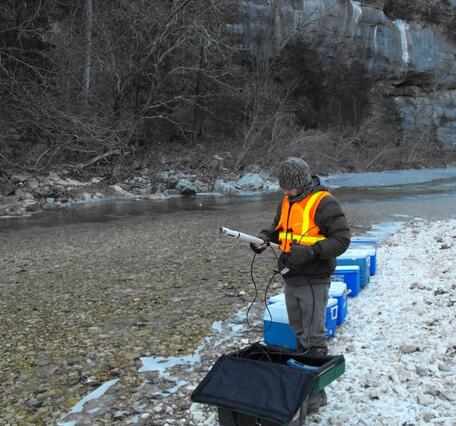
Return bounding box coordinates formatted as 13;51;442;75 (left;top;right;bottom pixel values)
284;276;330;350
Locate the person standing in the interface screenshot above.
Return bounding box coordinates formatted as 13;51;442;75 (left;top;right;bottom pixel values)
251;157;351;412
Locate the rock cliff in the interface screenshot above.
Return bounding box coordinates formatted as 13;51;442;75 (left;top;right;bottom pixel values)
239;0;456;144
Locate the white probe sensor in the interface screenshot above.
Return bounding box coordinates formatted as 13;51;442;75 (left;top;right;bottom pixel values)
219;227;280;250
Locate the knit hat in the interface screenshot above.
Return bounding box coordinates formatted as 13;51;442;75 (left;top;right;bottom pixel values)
278;157;312;190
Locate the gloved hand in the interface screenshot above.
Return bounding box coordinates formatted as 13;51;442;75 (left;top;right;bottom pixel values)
288;243;317;267
249;232;270;254
278;252;291;269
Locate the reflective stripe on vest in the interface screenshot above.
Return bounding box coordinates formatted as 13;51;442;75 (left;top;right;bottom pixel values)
275;190;330;253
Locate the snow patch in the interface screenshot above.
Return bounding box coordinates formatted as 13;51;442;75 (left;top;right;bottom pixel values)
315;219;456;425
138;308;252;396
69;379;119;414
212;321;223;332
139;353;201;376
361;220;406;242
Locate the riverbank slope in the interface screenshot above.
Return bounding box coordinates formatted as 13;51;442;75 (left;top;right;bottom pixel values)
25;218;456;425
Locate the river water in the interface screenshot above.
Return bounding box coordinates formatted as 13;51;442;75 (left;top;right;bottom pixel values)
2;167;455;238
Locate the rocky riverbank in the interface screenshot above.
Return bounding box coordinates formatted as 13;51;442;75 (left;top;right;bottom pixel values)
55;218;456;426
0;197;280;424
2;215;455;425
0;164;279;218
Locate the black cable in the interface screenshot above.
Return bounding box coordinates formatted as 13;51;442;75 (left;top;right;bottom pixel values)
297;225;319;245
245;251;258;325
262;271;277;333
308;280;316;352
244;223;323;352
269;244;279;259
244;251;259;332
247;343;273;363
232;341;273;363
245;249;278;333
278;224;319;275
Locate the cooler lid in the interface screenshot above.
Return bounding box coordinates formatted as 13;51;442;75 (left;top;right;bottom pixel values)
263;301;289;324
339;249;370;259
329;281;347;296
351;238;377;246
335;265;360;271
268;293;285;304
350;244;376;255
327;297;338;307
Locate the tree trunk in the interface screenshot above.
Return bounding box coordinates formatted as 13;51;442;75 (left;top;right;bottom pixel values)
82;0;93;111
193;46;206;139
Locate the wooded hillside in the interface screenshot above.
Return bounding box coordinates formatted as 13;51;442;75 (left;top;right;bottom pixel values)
1;0;454;180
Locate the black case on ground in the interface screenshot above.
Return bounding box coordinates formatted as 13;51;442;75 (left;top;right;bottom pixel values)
191;343;345;425
216;402;308;426
191;350;316;424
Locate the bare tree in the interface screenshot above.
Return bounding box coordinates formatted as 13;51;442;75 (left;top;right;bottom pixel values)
82;0;93;111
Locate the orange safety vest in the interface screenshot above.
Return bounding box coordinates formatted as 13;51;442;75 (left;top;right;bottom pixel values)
275;191;330;253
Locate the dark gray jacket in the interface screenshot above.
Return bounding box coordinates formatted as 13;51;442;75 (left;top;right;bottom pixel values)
260;177;351;278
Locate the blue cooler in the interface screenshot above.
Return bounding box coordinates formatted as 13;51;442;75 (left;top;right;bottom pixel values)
351;239;377;276
337;249;370;288
263;302;296;350
264;296;338;349
329;281;348;325
325;298;338;338
333;265;361;296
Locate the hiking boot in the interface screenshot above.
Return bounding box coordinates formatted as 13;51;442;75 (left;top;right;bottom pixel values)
307;346;328;356
295;339;306;353
306;389;328;414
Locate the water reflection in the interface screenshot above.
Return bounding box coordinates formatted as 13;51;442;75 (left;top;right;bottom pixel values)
1;168;455;238
326;167;456;188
